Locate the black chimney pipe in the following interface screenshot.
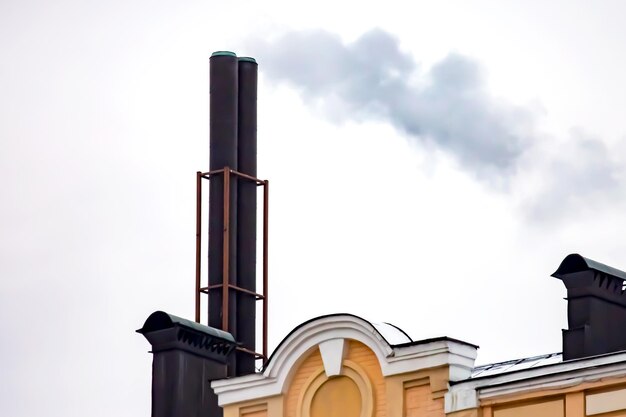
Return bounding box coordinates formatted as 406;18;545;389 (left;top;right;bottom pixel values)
139;51;260;417
235;57;258;375
553;253;626;360
208;51;259;376
208;51;239;361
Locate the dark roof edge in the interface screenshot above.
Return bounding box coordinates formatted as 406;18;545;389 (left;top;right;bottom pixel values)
454;353;626;388
264;313;390;370
552;253;626;281
263;313;478;371
383;322;414;343
137;310;236;342
472;352;561;371
452;349;626;386
392;336;479;350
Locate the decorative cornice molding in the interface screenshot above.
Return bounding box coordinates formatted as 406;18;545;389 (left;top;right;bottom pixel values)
212;314;478;406
446;351;626;413
319;338;347;377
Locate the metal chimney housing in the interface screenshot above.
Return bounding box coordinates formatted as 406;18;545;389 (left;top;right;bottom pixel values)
208;51;240;372
137;311;237;417
139;50;266;417
203;51;263;376
235;57;258;376
553;253;626;360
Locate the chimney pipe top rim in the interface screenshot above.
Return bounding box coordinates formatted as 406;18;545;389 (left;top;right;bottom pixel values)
211;51;237;57
552;253;626;281
238;57;257;64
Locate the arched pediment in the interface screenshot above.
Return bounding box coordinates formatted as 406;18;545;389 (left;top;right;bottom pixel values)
212;313;477;407
263;314;400;383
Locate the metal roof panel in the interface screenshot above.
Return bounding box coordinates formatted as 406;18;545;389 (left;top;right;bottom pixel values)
552;253;626;281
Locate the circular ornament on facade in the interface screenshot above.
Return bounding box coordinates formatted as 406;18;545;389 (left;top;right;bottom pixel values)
297;360;374;417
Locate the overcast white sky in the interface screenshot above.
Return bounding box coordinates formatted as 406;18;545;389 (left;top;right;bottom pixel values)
3;1;626;416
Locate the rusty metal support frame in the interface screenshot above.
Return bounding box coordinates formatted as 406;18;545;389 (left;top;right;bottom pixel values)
195;172;202;322
195;167;269;362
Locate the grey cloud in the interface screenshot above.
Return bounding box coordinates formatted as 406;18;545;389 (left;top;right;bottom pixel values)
253;29;626;221
519;132;625;222
253;29;534;179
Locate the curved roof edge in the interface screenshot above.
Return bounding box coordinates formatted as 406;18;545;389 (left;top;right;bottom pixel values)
136;310;235;342
263;313;397;370
377;321;414;344
264;313;411;369
393;336;479;350
552;253;626;281
212;313;478;407
265;314;478;370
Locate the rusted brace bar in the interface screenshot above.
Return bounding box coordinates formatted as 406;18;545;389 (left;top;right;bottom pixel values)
195;171;202;323
230;168;265;185
221;167;231;331
262;180;269;360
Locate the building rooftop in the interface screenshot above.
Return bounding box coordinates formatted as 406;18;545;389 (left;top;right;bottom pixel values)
470;352;562;379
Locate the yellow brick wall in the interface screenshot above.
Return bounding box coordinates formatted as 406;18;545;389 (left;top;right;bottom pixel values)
480;378;626;417
283;340;387;417
284;348;324;417
224;400;275;417
404;384;444;417
493;399;564;417
347;340;387;417
242;411;267;417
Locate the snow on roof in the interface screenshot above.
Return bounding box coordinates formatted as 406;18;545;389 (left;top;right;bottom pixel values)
370;321;413;345
470;352;563;379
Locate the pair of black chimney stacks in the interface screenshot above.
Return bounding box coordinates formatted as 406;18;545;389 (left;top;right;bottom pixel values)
138;52;264;417
205;51;262;377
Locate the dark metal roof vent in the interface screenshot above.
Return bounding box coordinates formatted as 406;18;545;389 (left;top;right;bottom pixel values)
553;253;626;281
552;253;626;361
138;311;237;417
138;51;265;417
137;311;237;361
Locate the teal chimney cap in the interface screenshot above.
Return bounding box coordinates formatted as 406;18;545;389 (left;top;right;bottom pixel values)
211;51;237;57
238;57;257;64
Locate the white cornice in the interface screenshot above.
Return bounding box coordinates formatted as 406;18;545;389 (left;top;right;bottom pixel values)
446;351;626;413
478;362;626;399
389;340;477;381
212;314;477;407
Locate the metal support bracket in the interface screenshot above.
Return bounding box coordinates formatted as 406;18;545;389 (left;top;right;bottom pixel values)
195;168;269;363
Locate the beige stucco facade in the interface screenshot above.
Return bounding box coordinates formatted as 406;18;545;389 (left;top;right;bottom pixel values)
447;380;626;417
220;342;450;417
212;315;626;417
